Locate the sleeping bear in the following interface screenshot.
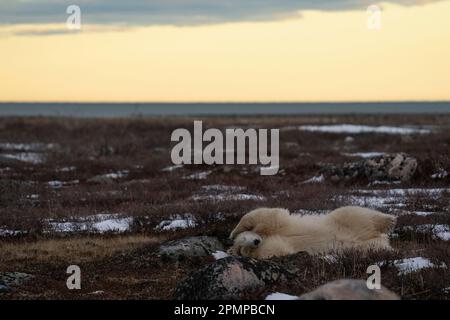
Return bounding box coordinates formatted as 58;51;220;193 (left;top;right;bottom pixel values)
228;206;396;259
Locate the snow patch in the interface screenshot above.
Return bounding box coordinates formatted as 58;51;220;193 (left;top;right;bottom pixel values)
344;152;385;158
2;152;45;164
184;171;212;180
103;170;129;179
212;251;230;260
301;175;325;184
201;185;245;192
413;211;435;217
339;188;450;210
296;124;430;135
47;214;133;233
162;164;183;172
392;257;446;275
0;142;58;152
265;292;299;300
404;224;450;241
0;228;25;237
56;166;76;172
47;180;79;188
192;193;266;202
155;214;197;231
431;170;448;179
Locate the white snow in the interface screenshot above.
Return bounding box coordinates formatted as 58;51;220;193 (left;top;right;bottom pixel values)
201;185;245;192
292;209;328;216
48;214;133;233
88;290;105;295
408;224;450;241
184;171;212;180
0;228;24;237
265;292;299;300
162;164;183;172
56;166;76;172
0;142;58;152
344;152;385;158
192;193;265;202
47;180;79;188
48;181;64;188
369;180;401;186
103;170;129;179
2;152;45;164
301;174;325;184
192;184;265;202
393;257;446;275
155;214;197;231
339;188;450;210
212;250;230;260
337;194;402;209
431;170;448;179
413;211;435;217
296;124;430;135
432;225;450;241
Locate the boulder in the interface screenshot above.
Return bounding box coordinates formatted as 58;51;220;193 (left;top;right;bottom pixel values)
299;279;399;300
173;256;295;300
158;236;224;261
322;153;417;182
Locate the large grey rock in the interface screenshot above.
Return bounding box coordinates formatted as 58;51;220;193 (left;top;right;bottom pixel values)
158;236;224;261
173;256;295;300
0;272;34;292
299;279;399;300
322;153;417;182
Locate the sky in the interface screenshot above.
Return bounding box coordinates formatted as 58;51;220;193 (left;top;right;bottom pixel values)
0;0;449;102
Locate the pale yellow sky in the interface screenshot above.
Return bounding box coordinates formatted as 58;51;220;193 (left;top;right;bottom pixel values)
1;1;449;102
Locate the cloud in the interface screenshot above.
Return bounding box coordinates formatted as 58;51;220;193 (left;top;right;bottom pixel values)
0;0;443;26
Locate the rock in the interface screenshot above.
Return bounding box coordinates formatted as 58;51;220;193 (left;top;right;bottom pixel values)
0;272;34;292
0;284;9;292
173;256;295;300
321;153;417;182
299;279;399;300
158;236;224;261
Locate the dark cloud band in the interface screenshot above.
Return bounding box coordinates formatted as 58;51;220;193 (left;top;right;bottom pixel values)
0;0;442;25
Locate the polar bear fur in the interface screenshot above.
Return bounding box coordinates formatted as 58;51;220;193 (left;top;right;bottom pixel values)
229;206;396;259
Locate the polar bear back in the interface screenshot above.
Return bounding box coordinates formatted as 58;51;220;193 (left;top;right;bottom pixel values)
325;206;397;241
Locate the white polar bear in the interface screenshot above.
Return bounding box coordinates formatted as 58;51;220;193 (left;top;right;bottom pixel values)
229;206;397;259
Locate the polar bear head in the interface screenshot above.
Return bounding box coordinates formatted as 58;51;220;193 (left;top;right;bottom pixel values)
227;231;262;256
234;231;262;248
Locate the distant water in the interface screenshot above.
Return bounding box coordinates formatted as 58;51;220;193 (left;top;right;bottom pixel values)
1;102;450;117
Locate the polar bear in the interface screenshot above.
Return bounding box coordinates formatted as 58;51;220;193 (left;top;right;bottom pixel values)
228;206;396;259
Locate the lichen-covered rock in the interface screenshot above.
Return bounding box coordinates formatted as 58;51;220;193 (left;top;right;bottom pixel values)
322;153;417;182
299;279;399;300
158;236;224;261
173;256;295;300
0;272;34;292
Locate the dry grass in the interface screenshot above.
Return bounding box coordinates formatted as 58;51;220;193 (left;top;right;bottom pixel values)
0;235;163;267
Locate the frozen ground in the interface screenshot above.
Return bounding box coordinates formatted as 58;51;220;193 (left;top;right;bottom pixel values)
0;115;449;299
